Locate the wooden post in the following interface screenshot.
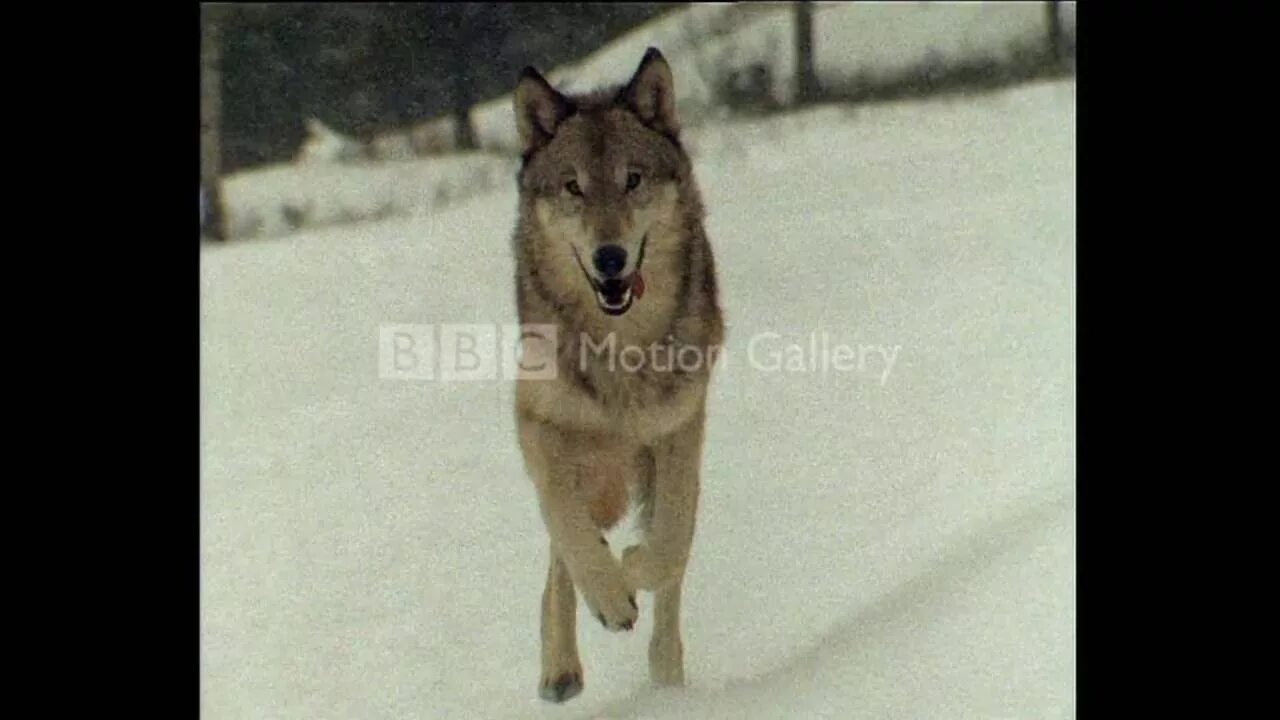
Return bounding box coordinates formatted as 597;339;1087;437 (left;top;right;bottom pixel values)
1047;1;1065;66
451;65;477;151
795;1;819;105
201;3;227;241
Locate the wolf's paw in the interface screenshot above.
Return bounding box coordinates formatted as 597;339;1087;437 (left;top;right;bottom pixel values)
649;634;686;687
582;569;638;632
538;670;583;703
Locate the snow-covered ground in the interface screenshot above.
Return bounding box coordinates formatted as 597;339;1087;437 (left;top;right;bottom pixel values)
200;77;1076;719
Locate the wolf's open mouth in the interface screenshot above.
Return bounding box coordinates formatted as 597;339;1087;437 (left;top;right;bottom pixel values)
593;277;636;315
573;238;647;316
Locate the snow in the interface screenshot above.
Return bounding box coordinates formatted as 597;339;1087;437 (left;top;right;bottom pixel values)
201;77;1076;719
814;1;1055;89
219;150;518;240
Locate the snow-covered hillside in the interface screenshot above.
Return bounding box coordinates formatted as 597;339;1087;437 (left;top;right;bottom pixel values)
472;1;1071;153
200;77;1076;719
217;2;1074;241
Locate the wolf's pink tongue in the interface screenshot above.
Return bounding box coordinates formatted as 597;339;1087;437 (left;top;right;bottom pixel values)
633;272;645;300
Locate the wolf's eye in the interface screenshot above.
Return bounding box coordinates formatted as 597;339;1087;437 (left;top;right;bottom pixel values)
565;180;583;197
625;171;643;192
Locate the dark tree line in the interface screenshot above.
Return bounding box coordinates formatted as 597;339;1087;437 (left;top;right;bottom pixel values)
214;2;680;175
202;3;227;240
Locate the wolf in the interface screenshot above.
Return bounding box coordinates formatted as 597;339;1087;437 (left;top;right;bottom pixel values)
510;48;725;703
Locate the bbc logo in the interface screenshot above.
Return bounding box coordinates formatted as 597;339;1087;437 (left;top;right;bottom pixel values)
378;323;559;381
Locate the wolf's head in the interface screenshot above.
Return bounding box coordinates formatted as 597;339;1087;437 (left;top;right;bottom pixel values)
514;48;695;319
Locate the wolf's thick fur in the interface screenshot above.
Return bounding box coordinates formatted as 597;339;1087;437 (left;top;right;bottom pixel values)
510;48;724;703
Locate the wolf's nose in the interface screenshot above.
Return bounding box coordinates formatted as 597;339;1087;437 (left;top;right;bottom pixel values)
593;245;628;278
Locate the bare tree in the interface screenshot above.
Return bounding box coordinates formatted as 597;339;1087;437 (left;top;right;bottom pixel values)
450;64;478;151
440;3;487;152
794;0;820;105
201;3;227;240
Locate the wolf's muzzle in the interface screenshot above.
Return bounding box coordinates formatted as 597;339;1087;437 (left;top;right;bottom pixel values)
573;236;648;316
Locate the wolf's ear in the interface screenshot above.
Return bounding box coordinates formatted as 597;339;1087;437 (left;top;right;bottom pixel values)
620;47;678;137
514;67;574;155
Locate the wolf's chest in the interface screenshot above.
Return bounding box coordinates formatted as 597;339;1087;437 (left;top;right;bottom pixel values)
565;331;690;392
574;447;651;531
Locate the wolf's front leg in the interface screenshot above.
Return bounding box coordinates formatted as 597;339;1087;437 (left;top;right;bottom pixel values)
539;550;583;703
520;416;639;634
648;578;686;686
622;408;705;686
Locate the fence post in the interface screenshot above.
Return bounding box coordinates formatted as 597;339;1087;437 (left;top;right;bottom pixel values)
794;1;819;105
